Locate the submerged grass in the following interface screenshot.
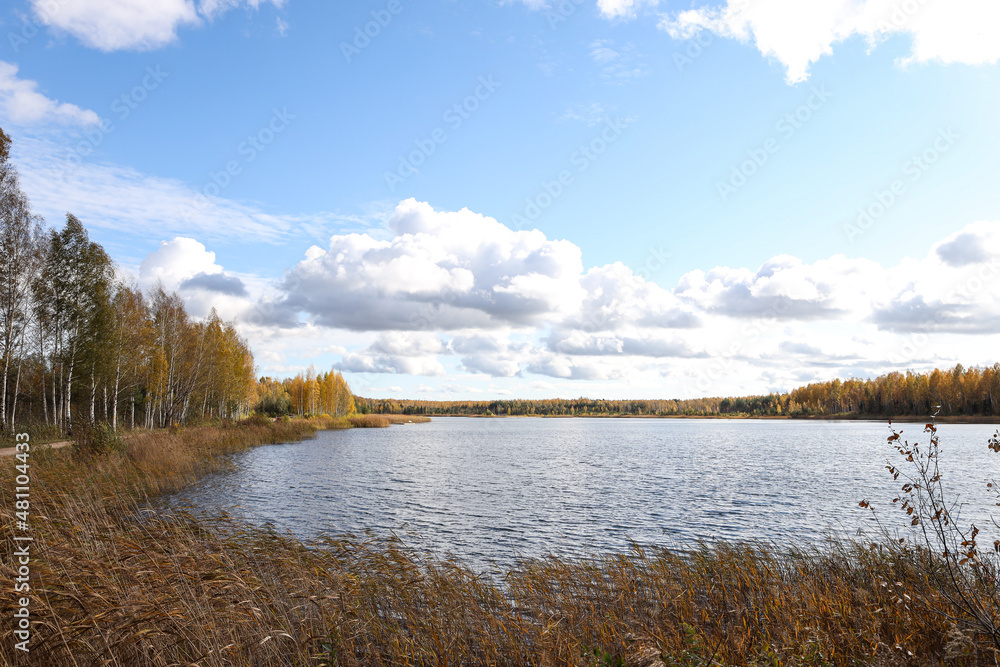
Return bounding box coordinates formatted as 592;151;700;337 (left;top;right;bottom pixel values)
0;418;995;666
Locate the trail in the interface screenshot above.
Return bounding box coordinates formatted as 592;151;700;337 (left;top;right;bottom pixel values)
0;440;72;457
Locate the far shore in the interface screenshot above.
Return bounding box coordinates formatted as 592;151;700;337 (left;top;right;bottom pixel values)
402;413;999;424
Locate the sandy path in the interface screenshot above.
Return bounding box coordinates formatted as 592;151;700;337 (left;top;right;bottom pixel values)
0;441;73;457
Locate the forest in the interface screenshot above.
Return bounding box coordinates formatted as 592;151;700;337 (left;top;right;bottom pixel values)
256;371;355;418
356;363;1000;419
0;128;268;434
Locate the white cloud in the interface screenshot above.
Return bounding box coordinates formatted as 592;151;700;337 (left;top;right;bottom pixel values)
124;195;1000;394
238;198;1000;389
588;39;648;82
13;136;333;243
31;0;285;51
526;353;626;381
451;334;525;377
138;237;258;320
669;222;1000;338
674;254;890;320
659;0;1000;84
339;352;446;376
140;237;223;290
597;0;657;20
199;0;285;21
0;62;100;127
271;198;587;331
32;0;200;51
934;221;1000;268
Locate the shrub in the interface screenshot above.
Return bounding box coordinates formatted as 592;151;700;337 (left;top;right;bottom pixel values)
241;414;274;428
72;420;126;457
862;419;1000;651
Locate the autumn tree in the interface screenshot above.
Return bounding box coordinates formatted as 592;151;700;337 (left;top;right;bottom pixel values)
0;129;44;432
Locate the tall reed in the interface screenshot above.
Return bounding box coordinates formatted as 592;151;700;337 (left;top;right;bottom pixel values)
0;419;994;665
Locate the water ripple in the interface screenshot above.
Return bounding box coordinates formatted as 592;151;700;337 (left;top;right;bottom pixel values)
163;417;1000;569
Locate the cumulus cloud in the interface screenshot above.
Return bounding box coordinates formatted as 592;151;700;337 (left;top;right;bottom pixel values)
450;334;525;377
0;62;100;126
140;237;224;290
369;331;446;357
934;221;1000;267
137;237;263;321
31;0;284;51
526;354;626;381
596;0;659;19
334;332;447;376
32;0;200;51
659;0;1000;83
674;254;889;319
271;198;587;331
568;262;700;331
133;201;1000;396
180;272;248;297
871;222;1000;333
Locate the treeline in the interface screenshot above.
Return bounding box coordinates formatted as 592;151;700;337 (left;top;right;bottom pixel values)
356;364;1000;419
0;128;259;434
355;397;726;417
256;369;355;418
786;364;1000;417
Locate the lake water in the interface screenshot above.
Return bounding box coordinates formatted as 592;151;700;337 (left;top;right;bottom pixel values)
165;417;1000;569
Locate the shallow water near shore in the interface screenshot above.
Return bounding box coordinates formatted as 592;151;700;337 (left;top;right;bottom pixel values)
164;417;1000;569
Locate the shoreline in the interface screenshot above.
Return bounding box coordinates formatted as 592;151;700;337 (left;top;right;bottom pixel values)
387;413;999;424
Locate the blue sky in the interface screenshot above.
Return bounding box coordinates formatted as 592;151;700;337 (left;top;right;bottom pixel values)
2;0;999;400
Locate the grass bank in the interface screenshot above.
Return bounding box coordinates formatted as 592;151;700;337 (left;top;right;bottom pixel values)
0;418;995;665
348;414;432;428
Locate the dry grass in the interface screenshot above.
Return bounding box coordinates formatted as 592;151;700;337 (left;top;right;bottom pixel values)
382;414;432;425
0;419;996;666
347;414;431;427
347;414;391;428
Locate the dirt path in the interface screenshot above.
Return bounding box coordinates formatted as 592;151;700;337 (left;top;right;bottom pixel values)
0;441;73;457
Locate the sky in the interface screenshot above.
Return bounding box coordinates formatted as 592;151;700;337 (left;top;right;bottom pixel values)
1;0;999;400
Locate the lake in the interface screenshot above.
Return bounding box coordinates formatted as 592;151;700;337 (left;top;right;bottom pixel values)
165;417;1000;569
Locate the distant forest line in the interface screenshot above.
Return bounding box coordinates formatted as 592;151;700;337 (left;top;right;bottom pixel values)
356;364;1000;419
